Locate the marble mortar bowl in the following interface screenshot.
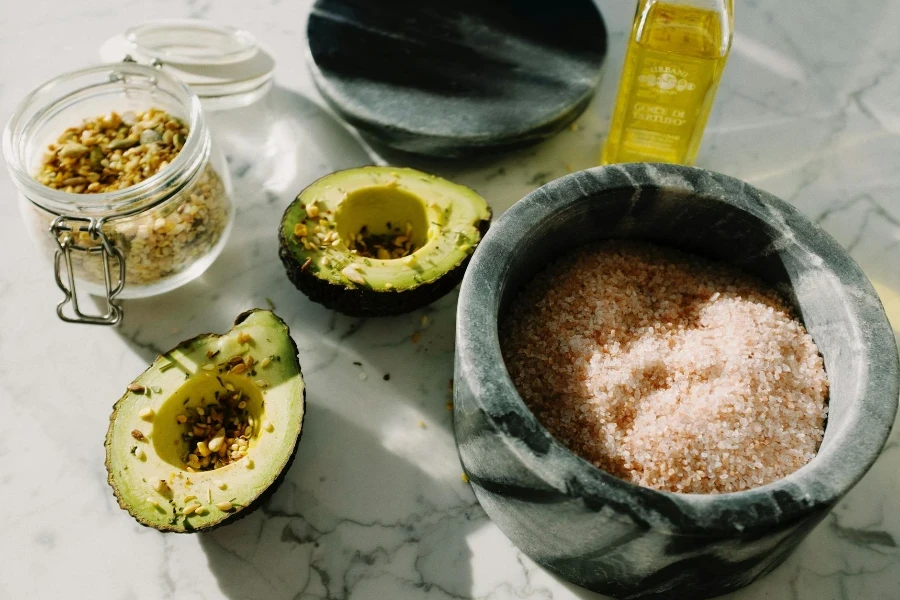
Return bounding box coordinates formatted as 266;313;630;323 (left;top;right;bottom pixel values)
453;163;899;600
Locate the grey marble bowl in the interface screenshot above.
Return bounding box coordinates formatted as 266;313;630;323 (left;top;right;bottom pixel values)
453;163;899;600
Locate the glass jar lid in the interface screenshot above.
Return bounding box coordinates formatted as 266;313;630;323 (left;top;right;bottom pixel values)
99;19;276;110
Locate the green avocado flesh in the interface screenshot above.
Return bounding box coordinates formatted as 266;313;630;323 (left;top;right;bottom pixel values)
279;166;492;316
105;310;305;533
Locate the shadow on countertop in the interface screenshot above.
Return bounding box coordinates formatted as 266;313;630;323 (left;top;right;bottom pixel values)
197;402;483;600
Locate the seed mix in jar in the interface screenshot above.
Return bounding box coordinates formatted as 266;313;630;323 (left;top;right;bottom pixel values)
31;108;230;286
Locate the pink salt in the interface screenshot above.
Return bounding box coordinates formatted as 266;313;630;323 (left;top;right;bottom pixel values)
500;241;829;494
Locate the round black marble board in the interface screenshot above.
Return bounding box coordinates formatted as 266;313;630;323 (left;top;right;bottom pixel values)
306;0;608;157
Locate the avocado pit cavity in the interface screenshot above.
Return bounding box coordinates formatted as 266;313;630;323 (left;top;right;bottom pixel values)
151;355;270;472
335;186;429;260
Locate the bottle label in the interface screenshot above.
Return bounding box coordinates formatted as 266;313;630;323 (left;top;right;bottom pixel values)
621;50;715;161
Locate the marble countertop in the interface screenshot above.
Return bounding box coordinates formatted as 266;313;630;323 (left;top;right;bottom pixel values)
2;1;899;599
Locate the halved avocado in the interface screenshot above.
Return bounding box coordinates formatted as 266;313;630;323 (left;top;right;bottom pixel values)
279;166;491;316
105;310;305;532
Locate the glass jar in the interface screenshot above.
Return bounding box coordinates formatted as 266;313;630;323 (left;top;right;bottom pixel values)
3;62;233;324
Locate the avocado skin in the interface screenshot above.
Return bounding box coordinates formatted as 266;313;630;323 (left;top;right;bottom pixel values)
104;309;306;533
279;211;490;317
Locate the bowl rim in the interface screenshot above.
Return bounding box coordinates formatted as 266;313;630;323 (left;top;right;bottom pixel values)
455;162;899;537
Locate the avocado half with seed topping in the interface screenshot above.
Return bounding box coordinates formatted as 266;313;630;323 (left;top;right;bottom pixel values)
279;166;492;316
105;309;305;532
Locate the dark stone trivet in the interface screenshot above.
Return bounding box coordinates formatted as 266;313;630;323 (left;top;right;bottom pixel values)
454;163;899;599
306;0;607;157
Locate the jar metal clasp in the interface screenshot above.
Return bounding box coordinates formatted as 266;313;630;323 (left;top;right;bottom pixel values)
110;56;164;85
50;216;125;325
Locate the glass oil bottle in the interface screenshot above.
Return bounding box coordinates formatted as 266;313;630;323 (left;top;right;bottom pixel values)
601;0;734;165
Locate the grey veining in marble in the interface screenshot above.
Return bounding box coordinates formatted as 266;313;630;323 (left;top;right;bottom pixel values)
454;163;899;599
3;0;900;599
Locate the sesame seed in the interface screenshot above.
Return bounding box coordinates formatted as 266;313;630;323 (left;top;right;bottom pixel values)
139;407;155;421
216;501;233;511
341;265;366;286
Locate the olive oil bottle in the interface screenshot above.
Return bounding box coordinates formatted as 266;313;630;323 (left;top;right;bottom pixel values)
602;0;734;165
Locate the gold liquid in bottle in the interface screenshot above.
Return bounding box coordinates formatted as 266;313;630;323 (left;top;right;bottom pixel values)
602;0;734;165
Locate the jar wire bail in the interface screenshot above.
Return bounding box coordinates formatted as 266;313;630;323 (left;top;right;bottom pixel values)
50;216;125;325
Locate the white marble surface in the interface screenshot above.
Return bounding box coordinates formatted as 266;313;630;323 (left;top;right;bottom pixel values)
2;1;900;599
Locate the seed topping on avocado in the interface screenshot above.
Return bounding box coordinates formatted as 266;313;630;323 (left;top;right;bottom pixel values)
169;352;275;473
348;222;418;260
341;265;366;286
